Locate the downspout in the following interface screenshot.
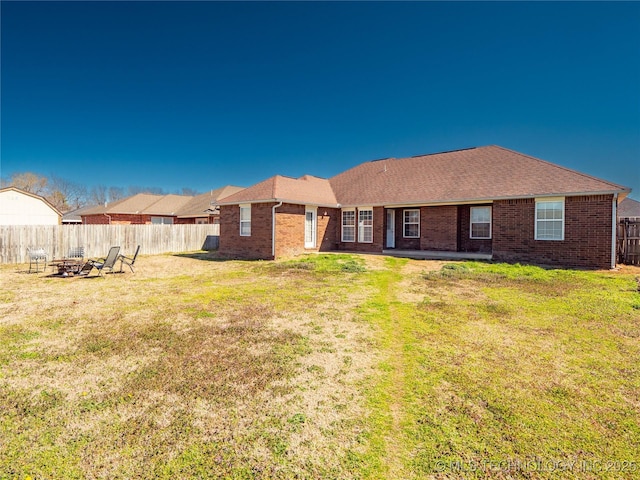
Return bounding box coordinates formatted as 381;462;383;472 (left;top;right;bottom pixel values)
272;200;283;259
104;213;112;224
611;193;618;269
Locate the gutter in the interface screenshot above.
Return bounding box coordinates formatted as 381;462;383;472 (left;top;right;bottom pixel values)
216;198;339;208
272;200;283;258
611;193;618;269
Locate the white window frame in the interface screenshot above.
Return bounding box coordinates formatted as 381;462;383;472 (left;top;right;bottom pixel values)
239;204;251;237
342;209;355;242
535;197;565;241
358;208;373;243
403;209;420;238
470;206;492;239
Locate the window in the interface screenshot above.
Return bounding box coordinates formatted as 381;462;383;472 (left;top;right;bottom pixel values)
239;204;251;236
358;208;373;243
535;198;564;241
403;209;420;238
151;216;174;224
342;209;355;242
470;206;492;239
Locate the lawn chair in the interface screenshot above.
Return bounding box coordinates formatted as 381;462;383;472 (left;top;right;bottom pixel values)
118;245;140;273
66;246;85;262
81;246;121;276
27;247;48;273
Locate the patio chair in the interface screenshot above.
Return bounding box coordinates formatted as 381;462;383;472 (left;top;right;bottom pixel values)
81;246;121;276
27;247;48;273
66;246;85;262
118;245;140;273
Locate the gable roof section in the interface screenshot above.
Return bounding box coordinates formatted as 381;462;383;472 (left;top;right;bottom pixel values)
62;204;101;223
176;185;245;218
0;186;63;216
330;145;629;206
82;193;192;216
619;197;640;217
214;146;630;208
218;175;338;207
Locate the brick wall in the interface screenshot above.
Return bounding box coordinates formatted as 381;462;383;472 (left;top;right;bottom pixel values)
492;195;614;269
458;205;493;253
274;203;304;258
219;195;615;268
318;207;339;252
83;213;151;224
220;203;339;260
219;203;274;259
175;217;217;224
274;204;338;257
420;205;458;251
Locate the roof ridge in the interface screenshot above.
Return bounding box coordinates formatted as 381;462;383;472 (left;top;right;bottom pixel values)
409;146;477;159
491;145;629;191
144;194;173;211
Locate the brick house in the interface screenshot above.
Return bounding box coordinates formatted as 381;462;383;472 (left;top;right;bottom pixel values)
216;146;631;269
618;197;640;218
81;186;244;225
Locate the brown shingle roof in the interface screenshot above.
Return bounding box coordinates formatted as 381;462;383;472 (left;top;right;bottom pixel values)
619;198;640;217
176;185;245;217
218;175;338;206
330;145;628;206
81;186;247;218
82;193;191;215
215;145;630;207
82;193;192;216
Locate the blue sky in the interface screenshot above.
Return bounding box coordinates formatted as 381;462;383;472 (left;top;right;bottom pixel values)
2;1;639;199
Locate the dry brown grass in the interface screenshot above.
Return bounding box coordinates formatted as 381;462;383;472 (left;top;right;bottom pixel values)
0;252;378;479
3;253;639;479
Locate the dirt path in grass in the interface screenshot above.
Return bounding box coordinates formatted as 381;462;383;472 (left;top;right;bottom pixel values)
363;256;428;479
386;279;409;479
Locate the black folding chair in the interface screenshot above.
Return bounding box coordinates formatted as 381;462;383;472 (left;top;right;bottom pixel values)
119;245;140;273
80;246;121;276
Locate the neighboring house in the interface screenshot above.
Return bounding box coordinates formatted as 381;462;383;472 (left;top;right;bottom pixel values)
618;197;640;218
175;186;245;224
81;186;244;224
216;145;631;269
0;186;62;225
62;204;101;224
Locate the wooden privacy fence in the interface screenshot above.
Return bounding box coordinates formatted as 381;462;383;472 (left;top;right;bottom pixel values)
0;224;220;264
618;218;640;266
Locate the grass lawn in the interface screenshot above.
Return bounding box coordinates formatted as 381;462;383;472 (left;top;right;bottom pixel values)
1;252;639;479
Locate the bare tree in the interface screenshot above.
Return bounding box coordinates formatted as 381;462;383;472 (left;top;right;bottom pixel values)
180;187;200;196
48;190;68;211
6;172;48;195
108;186;125;202
48;175;87;211
89;185;108;206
